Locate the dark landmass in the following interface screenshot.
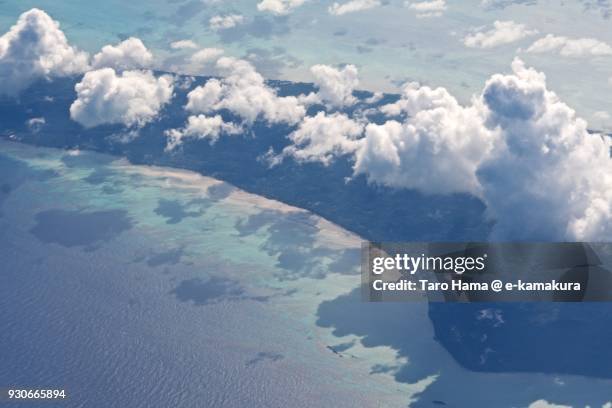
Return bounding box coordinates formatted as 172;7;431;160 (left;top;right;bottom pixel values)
3;74;612;386
0;74;490;244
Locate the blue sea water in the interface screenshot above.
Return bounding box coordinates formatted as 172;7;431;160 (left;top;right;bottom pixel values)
1;141;611;407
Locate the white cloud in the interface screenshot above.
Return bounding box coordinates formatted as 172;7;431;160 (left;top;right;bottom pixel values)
190;48;225;66
407;0;447;18
354;82;496;195
70;68;174;128
278;111;364;165
527;34;612;57
92;37;153;71
309;64;359;108
280;59;612;240
184;57;306;125
186;78;224;112
388;59;612;240
464;20;538;49
0;8;89;95
169;57;307;148
365;91;383;104
593;111;611;121
209;14;244;31
528;401;571;408
165;114;242;150
328;0;381;15
26;117;46;133
257;0;306;15
478;58;611;240
170;40;198;50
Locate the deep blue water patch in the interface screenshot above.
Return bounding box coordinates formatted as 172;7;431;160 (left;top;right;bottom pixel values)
206;182;235;201
146;247;185;267
83;168;114;185
236;210;338;280
30;209;132;247
171;277;246;305
154;198;207;224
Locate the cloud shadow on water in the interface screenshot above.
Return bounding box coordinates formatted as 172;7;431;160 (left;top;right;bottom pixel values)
170;277;246;305
154;198;208;224
235;210;344;280
206;182;235;201
30;209;132;248
146;247;185;267
316;288;612;406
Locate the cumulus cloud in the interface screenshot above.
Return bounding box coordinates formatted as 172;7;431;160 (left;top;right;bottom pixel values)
365;91;384;104
277;111;364;165
353;82;496;195
209;14;244;31
308;64;359;108
0;8;89;95
183;56;305;124
593;111;611;121
168;56;306;149
328;0;381;15
480;0;537;9
464;20;538;49
165;114;242;150
478;58;611;240
528;401;571;408
190;48;225;66
257;0;306;15
406;0;447;18
70;68;174;128
92;37;153;71
26;117;46;133
280;59;612;240
170;40;198;50
526;34;612;57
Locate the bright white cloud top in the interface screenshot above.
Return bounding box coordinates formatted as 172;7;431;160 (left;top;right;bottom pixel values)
407;0;447;18
328;0;381;15
166;114;242;150
167;56;306;149
528;400;571;408
479;59;611;240
526;34;612;57
170;40;198;50
356;83;495;196
309;64;359;108
279;59;612;240
92;37;153;71
277;112;364;165
257;0;306;15
190;48;225;66
209;14;244;31
70;68;174;128
464;21;538;49
192;57;306;124
0;8;89;95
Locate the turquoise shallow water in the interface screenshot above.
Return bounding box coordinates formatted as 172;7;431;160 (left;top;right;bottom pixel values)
1;140;611;407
